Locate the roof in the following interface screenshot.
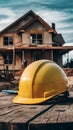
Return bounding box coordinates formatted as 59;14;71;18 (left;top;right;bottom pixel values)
53;34;65;45
0;10;37;34
17;15;56;33
0;10;56;35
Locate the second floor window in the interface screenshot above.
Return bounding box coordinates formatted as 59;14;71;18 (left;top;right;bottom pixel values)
30;34;42;44
3;36;13;46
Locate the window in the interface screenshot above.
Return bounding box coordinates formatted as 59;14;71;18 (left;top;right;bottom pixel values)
3;54;13;64
4;36;13;45
30;34;42;44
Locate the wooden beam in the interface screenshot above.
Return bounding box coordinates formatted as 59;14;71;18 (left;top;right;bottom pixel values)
22;50;25;68
51;50;53;60
12;45;15;76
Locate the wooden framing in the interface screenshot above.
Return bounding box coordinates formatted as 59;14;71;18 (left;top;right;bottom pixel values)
0;10;73;77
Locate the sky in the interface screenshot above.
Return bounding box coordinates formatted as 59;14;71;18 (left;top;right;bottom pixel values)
0;0;73;61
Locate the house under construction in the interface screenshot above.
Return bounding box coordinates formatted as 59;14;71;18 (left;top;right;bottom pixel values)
0;10;73;79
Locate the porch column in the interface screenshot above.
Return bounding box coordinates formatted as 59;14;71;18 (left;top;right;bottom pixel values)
12;46;15;76
22;50;25;68
51;50;53;61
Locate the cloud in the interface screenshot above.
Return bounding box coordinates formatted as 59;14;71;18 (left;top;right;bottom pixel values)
0;15;8;20
0;7;16;17
0;0;73;44
0;7;16;30
0;0;73;59
40;0;73;11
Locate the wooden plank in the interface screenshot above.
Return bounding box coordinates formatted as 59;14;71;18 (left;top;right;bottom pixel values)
0;92;53;130
29;93;73;130
1;92;73;130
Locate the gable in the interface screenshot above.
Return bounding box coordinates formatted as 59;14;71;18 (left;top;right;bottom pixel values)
17;16;56;34
0;10;37;34
23;20;48;31
0;10;56;35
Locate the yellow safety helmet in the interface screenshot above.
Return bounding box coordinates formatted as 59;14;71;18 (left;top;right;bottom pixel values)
13;60;68;104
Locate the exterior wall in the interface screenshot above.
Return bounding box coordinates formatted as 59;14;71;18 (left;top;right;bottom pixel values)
22;33;30;45
22;21;52;45
23;50;52;64
0;54;4;70
15;54;22;70
0;30;52;47
43;50;53;60
0;49;54;71
14;50;33;70
22;50;32;65
22;31;52;46
0;17;53;72
43;31;52;45
0;33;21;47
14;50;53;71
25;21;45;31
13;33;22;45
0;36;3;47
0;13;64;73
0;19;53;47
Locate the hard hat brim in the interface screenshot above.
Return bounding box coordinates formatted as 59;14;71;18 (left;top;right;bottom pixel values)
13;95;55;104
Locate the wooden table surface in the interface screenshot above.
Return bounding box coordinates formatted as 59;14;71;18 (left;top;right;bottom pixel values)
0;92;73;130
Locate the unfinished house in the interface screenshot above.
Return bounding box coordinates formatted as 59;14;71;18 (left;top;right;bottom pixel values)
0;10;73;78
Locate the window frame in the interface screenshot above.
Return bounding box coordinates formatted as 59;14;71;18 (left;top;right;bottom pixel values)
3;36;13;46
30;33;42;45
3;53;13;65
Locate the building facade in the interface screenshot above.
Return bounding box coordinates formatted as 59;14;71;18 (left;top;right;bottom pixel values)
0;10;73;76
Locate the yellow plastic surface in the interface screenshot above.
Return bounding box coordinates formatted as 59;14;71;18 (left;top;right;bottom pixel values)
13;60;68;104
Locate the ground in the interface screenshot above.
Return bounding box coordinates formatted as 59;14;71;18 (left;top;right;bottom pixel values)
0;80;18;91
68;76;73;91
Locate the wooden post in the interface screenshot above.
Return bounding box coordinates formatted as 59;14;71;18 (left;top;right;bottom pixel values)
22;50;24;68
51;50;53;61
67;51;69;68
12;45;15;76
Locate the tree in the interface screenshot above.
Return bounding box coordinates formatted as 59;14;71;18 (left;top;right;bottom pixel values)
63;58;73;68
